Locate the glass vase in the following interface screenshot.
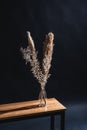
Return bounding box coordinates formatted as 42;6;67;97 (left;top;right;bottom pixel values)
39;82;47;107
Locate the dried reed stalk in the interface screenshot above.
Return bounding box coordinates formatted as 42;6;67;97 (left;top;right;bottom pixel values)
20;32;54;87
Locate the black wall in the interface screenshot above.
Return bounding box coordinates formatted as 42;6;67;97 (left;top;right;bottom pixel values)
1;0;87;104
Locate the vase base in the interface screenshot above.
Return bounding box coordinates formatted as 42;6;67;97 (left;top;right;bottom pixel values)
39;98;47;107
39;103;46;107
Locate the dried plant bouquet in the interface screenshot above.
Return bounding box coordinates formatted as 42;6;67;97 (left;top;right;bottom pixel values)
20;32;54;106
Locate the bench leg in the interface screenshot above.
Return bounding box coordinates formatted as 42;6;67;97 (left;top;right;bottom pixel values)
60;111;65;130
50;114;55;130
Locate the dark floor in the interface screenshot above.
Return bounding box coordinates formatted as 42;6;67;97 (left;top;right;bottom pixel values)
0;101;87;130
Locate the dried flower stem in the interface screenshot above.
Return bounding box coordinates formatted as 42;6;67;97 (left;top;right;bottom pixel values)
42;33;54;80
20;32;54;88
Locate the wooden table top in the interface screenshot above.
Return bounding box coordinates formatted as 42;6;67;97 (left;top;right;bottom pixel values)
0;98;66;121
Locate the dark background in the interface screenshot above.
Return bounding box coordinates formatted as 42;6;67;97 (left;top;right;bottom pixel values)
0;0;87;130
1;0;87;103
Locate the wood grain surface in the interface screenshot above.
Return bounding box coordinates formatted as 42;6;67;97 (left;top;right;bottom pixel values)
0;98;66;120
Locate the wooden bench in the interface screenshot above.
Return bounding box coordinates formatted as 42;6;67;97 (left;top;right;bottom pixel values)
0;98;66;130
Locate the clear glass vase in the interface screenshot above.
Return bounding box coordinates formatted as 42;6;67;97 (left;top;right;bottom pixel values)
39;82;47;107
